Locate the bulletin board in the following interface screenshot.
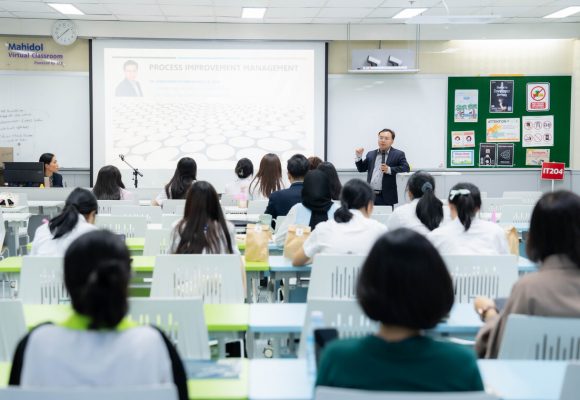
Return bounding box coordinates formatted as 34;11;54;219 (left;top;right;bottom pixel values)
447;76;571;168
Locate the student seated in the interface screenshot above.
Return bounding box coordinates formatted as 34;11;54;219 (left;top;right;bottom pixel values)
275;169;339;247
292;179;386;266
30;188;98;256
264;154;308;222
388;171;443;235
427;182;509;255
475;190;580;358
92;165;133;200
316;228;484;392
39;153;63;187
307;156;323;170
9;230;188;400
224;158;253;197
152;157;196;207
317;162;342;201
249;153;285;201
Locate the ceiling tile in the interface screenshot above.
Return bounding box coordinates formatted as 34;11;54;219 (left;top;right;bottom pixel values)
215;16;261;22
99;0;157;4
265;7;320;18
269;0;326;6
0;11;15;17
263;17;314;23
106;4;163;15
116;14;167;21
10;11;61;18
359;17;399;23
158;0;212;4
212;0;268;6
166;15;216;21
311;17;363;23
213;6;241;17
367;7;401;17
325;0;384;7
74;3;111;14
74;13;118;20
158;5;213;16
317;7;373;18
1;1;53;12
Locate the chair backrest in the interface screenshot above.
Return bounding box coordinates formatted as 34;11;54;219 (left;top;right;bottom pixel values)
372;205;393;215
95;215;147;238
0;385;178;400
220;194;237;207
308;255;366;300
128;298;210;360
480;197;524;213
298;298;377;357
0;213;6;256
19;256;69;304
502;191;543;202
151;254;244;303
97;200;135;214
111;205;162;224
560;363;580;400
162;214;182;229
0;299;27;361
370;213;390;226
443;255;518;304
247;200;268;214
499;315;580;360
315;387;497;400
499;204;534;226
161;199;186;215
273;215;286;234
143;228;173;256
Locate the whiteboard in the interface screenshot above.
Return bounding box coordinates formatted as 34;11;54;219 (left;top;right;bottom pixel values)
327;74;448;170
0;71;90;168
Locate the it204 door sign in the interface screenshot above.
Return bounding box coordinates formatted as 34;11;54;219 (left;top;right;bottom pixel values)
527;83;550;112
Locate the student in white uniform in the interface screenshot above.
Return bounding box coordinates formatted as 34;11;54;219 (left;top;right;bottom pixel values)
30;188;98;256
248;153;285;201
388;171;443;236
10;230;188;400
92;165;134;201
152;157;196;207
224;158;253;197
427;182;509;255
293;179;387;266
275;170;339;247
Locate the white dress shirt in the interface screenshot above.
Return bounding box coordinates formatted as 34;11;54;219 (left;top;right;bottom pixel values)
274;202;339;247
225;176;252;197
388;199;430;236
170;220;240;255
302;209;387;258
30;215;97;257
427;217;510;255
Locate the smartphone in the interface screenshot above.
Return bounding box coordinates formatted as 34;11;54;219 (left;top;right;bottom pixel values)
225;339;245;358
314;328;338;366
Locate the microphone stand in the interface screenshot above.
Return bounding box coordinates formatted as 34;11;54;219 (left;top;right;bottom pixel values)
119;155;143;189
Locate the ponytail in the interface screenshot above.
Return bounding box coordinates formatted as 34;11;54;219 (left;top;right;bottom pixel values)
334;202;354;223
448;183;481;231
334;179;374;223
415;181;443;231
49;188;97;239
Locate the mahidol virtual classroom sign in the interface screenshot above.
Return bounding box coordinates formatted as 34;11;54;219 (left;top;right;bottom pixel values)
4;41;65;66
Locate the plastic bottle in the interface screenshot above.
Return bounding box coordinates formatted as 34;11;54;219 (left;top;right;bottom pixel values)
306;310;325;388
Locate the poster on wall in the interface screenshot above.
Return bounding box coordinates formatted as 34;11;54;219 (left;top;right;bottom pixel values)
490;80;514;113
479;143;497;167
451;131;475;148
454;90;478;122
497;144;514;167
526;83;550;112
486;118;520;142
525;149;550;166
450;150;474;167
522;115;554;147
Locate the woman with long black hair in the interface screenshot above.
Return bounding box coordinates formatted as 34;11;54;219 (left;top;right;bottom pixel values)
92;165;133;200
152;157;197;206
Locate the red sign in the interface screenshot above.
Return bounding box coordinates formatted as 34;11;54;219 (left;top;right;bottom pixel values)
541;162;565;180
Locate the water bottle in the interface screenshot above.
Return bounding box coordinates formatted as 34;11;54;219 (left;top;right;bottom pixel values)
306;310;325;387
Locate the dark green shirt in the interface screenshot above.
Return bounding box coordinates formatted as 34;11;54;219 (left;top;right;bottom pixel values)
316;335;484;392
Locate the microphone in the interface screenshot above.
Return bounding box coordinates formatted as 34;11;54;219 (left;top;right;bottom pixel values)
119;154;125;161
381;151;386;164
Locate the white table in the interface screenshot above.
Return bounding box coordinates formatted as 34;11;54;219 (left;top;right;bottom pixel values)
269;256;311;302
0;205;28;213
249;359;312;400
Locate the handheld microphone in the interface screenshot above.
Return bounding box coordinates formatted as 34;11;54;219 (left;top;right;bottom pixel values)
119;154;125;161
381;151;386;164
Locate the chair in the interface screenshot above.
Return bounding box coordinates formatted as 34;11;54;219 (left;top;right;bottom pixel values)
315;387;497;400
370;213;390;226
308;254;366;300
502;191;542;203
372;205;393;215
111;205;162;224
0;299;27;361
560;363;580;400
19;256;68;304
97;199;136;214
162;199;186;215
273;215;286;234
247;199;268;214
0;385;178;400
162;214;181;229
498;315;580;360
0;213;7;259
220;193;237;206
95;215;147;238
143;228;172;256
128;297;210;360
151;255;244;303
499;204;534;226
298;298;377;357
480;197;524;214
443;255;518;304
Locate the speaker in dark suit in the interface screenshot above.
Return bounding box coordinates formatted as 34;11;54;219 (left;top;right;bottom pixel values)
355;129;410;206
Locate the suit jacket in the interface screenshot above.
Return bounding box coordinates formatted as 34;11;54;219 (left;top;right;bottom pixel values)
51;172;63;188
115;79;143;97
355;147;409;205
264;182;303;223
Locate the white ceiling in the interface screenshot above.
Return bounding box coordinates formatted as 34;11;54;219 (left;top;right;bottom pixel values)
0;0;580;24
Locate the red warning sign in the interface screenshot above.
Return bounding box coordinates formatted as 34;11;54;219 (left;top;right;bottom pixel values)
527;83;550;111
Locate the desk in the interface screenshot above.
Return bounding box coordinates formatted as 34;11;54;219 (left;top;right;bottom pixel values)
249;359;311;400
269;257;311;302
27;200;64;217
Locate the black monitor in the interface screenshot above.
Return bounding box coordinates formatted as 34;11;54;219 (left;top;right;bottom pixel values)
3;162;44;186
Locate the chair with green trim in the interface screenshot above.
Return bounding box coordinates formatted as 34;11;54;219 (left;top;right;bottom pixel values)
0;385;178;400
111;205;163;224
19;256;68;305
96;199;136;215
0;299;26;362
95;215;147;238
161;200;186;215
143;228;172;256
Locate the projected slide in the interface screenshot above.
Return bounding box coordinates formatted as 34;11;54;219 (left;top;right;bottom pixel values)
101;47;318;170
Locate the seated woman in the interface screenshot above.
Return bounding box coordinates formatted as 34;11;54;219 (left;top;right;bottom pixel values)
39;153;63;187
475;190;580;358
275;170;339;247
388;171;443;235
317;228;484;392
92;165;133;200
427;182;509;255
30;188;98;256
248;153;284;201
292;179;386;266
224;158;253;197
10;230;188;400
317;162;342;201
308;156;323;170
152;157;196;206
